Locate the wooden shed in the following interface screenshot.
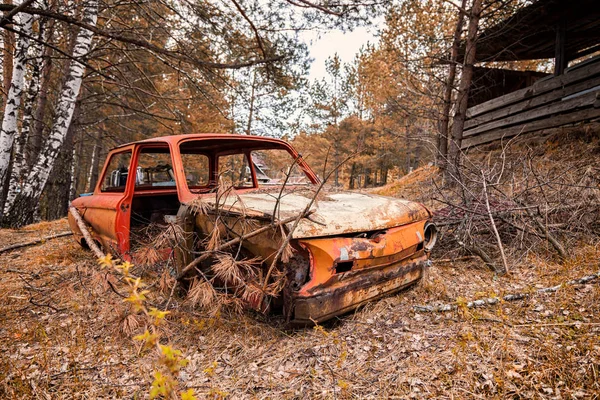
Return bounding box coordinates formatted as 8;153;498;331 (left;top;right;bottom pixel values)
459;0;600;148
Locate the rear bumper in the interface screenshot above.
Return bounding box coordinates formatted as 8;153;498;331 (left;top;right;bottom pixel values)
290;254;428;324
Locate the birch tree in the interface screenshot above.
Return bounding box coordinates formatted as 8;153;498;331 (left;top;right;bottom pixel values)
4;0;97;226
0;12;33;209
4;26;41;212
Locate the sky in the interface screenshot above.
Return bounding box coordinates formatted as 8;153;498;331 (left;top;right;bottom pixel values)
302;25;380;82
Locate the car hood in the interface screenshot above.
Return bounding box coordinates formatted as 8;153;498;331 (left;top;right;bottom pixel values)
200;190;431;239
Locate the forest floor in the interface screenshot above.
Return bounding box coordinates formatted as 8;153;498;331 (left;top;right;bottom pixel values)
1;134;599;399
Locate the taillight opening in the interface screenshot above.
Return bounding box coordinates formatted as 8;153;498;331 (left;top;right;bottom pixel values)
423;222;437;252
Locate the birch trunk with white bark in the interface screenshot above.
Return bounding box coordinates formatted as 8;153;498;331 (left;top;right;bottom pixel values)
4;29;41;212
85;130;101;192
26;18;54;168
0;12;33;212
1;1;15;114
3;0;97;227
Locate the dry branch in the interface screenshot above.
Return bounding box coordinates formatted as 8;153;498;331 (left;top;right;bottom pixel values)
482;171;508;274
0;232;72;254
260;154;356;302
0;4;284;70
414;270;600;312
69;206;105;259
525;205;568;259
176;210;315;280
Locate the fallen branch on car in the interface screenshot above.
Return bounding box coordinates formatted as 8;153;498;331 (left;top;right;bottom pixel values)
69;206;105;259
176;210;315;281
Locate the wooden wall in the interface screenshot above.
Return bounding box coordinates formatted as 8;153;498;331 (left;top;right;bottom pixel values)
462;56;600;149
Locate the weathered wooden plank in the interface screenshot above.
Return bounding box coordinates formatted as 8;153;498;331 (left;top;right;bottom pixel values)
462;107;600;149
466;56;600;118
464;90;599;138
464;74;600;129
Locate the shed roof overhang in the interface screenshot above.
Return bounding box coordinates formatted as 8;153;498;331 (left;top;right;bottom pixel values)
459;0;600;63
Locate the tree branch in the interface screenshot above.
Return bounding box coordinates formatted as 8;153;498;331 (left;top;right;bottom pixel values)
2;23;112;81
0;232;72;254
0;4;284;70
415;270;600;312
230;0;267;58
285;0;343;16
0;0;35;27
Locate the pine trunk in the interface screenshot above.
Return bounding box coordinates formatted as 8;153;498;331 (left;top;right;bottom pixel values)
245;70;257;135
413;132;421;171
69;130;85;201
4;0;98;227
405;124;411;173
85;131;101;192
437;0;467;169
447;0;483;179
348;162;357;189
41;113;77;220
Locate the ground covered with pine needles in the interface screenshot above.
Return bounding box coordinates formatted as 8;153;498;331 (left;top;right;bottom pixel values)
1;132;599;399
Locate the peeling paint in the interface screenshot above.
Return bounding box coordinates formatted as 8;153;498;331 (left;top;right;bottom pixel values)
203;191;431;239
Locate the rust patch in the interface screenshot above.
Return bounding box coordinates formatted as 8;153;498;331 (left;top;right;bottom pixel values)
350;241;373;252
290;255;427;324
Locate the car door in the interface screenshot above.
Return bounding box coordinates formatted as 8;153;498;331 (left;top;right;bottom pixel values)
75;146;135;254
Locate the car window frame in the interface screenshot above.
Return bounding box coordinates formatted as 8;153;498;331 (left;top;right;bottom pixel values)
98;149;134;194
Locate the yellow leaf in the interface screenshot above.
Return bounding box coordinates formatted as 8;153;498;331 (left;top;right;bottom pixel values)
98;254;115;268
117;261;134;276
203;361;217;377
180;388;197;400
337;379;349;390
149;307;170;325
124;289;149;312
149;371;171;399
160;345;188;373
133;330;158;349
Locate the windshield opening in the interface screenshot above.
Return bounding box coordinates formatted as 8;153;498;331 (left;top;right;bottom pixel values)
179;141;313;193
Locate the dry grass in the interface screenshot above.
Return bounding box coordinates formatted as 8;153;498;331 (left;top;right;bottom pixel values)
0;220;599;399
1;133;599;399
372;164;441;210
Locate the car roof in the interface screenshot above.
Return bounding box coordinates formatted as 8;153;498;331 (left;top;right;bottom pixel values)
112;133;289;150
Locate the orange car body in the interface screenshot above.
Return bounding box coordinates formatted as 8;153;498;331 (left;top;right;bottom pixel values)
69;134;436;323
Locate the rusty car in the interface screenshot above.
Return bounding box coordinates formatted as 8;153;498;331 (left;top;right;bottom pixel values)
68;134;437;324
